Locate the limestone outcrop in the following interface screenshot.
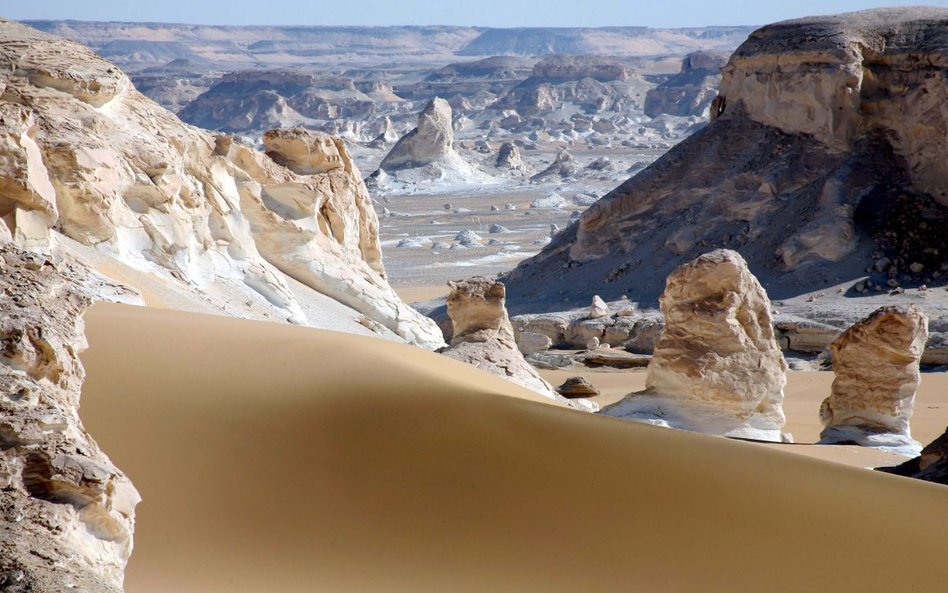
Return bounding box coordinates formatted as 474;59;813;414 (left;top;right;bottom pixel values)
644;50;728;117
819;305;928;454
0;245;138;591
441;277;595;411
505;8;948;310
495;142;524;169
0;19;443;349
602;250;789;442
878;428;948;485
378;97;456;171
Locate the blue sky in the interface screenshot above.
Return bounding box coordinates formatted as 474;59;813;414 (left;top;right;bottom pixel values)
6;0;947;27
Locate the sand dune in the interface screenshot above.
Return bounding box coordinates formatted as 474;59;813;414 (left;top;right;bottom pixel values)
78;303;948;593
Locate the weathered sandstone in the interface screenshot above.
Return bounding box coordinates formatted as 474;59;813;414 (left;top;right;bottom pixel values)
0;245;138;591
819;305;928;454
441;277;595;411
602;250;789;442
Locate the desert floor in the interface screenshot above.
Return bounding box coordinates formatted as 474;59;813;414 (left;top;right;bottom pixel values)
78;303;948;593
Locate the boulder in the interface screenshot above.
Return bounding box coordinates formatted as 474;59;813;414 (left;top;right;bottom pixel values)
589;295;609;319
530;149;576;181
602;250;789;442
516;331;553;355
530;193;567;209
819;305;928;455
556;377;601;398
495;142;524;169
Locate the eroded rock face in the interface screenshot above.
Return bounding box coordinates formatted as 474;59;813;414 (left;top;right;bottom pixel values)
819;305;928;454
379;97;455;171
602;250;788;441
0;19;443;349
0;245;138;591
505;8;948;309
263;128;346;175
442;277;595;411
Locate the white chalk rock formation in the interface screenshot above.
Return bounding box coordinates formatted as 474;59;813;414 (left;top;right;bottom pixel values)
602;250;789;442
442;277;596;411
378;97;456;170
0;245;139;591
0;19;443;349
589;295;609;319
819;305;928;455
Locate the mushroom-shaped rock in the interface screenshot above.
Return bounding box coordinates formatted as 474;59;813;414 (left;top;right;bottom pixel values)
589;295;609;319
557;377;601;399
819;305;928;455
441;276;596;412
602;249;789;442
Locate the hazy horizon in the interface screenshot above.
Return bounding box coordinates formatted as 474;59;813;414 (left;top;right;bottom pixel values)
6;0;947;28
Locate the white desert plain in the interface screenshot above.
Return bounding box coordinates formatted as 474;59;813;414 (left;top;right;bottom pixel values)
2;3;948;593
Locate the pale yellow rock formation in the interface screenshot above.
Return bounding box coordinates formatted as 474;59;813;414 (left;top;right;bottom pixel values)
0;245;138;591
603;250;788;441
442;277;595;411
820;305;928;454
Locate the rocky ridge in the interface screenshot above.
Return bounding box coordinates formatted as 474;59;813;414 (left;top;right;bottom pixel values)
0;19;443;349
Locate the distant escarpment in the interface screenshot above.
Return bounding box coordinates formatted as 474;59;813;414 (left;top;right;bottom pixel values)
505;8;948;310
0;19;443;349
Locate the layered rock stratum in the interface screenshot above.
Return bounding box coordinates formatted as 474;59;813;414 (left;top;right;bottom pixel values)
819;305;928;454
0;245;138;591
441;277;595;411
602;250;789;442
0;19;443;349
505;8;948;310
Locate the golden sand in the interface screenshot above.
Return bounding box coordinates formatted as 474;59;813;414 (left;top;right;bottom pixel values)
78;303;948;593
